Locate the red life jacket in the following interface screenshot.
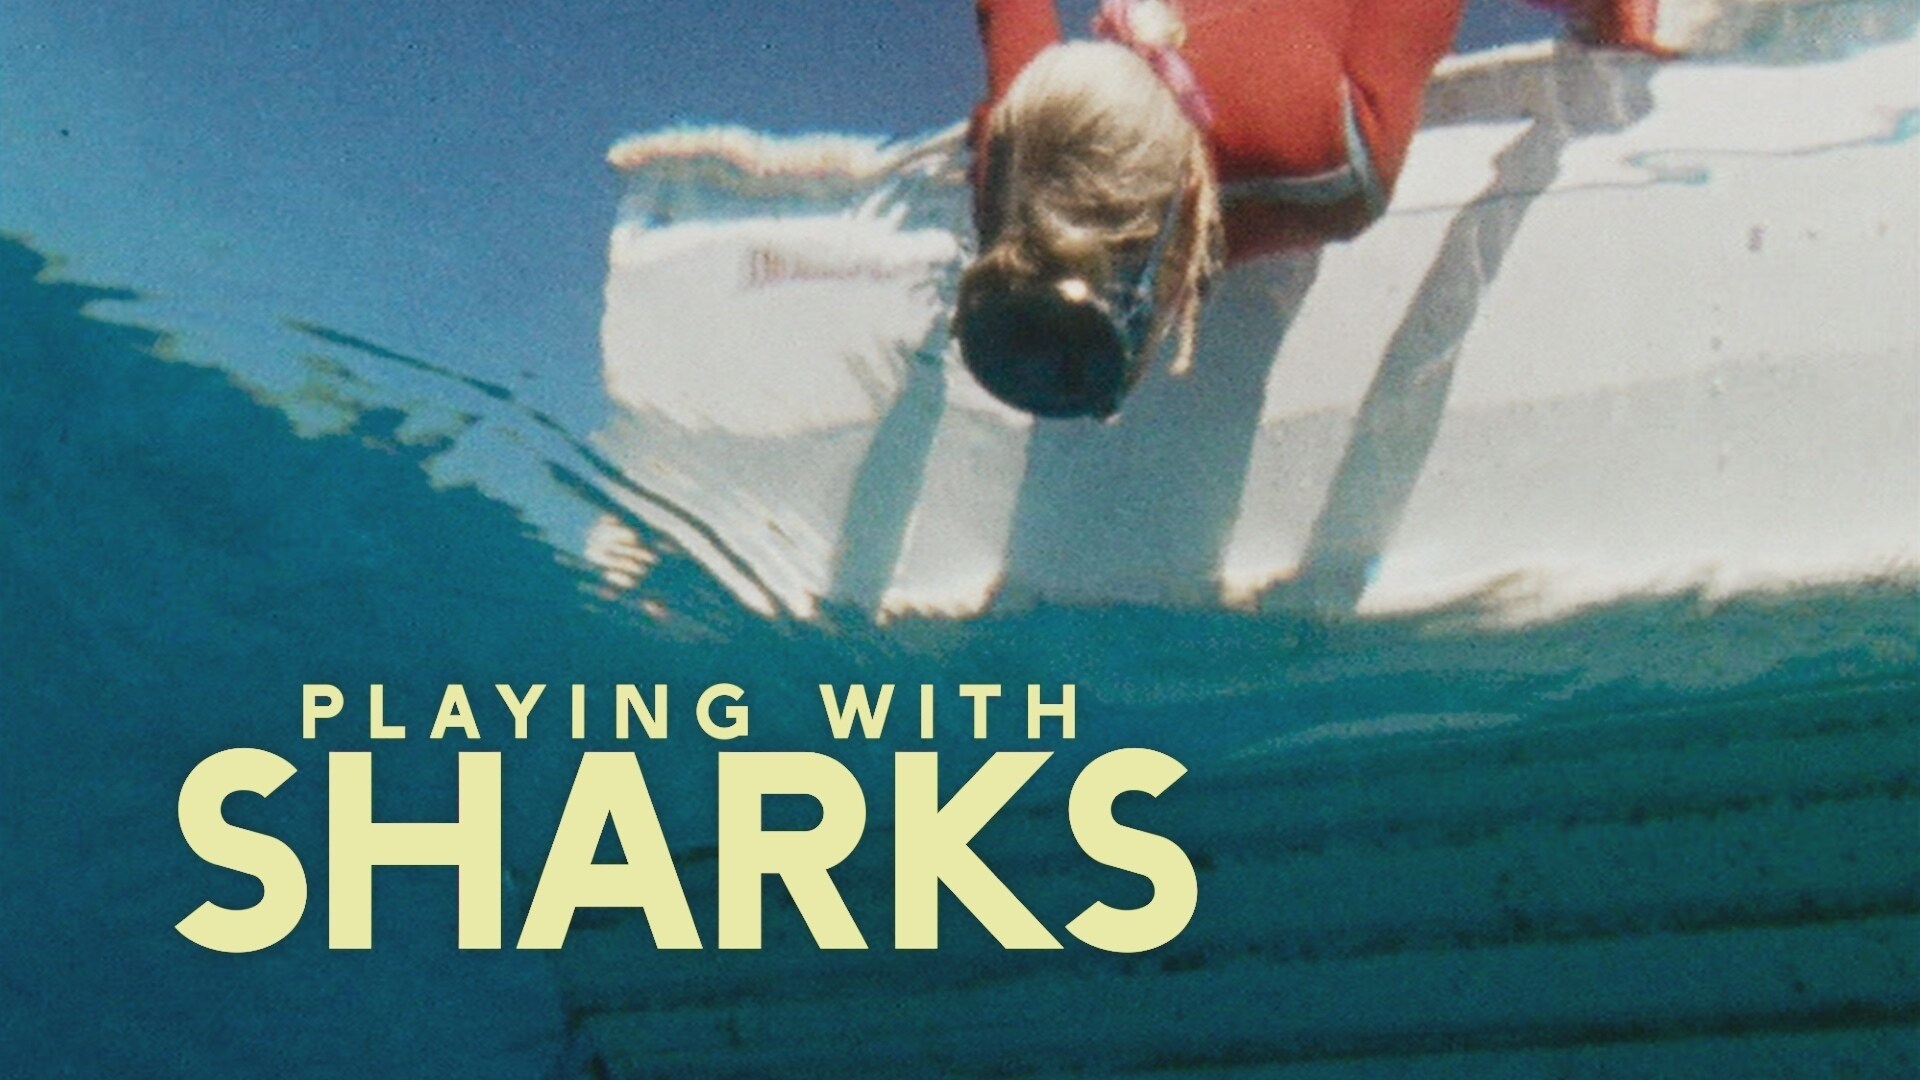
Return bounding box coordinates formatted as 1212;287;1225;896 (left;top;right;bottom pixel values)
974;0;1576;260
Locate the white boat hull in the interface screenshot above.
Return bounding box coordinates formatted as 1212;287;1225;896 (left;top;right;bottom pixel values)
596;4;1919;624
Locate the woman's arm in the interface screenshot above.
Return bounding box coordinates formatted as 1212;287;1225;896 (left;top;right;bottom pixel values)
1339;0;1469;206
1521;0;1665;51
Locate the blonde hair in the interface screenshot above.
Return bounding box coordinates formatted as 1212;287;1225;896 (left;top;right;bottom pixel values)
966;39;1223;379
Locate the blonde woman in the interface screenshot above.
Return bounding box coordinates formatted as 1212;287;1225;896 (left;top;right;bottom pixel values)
956;0;1683;418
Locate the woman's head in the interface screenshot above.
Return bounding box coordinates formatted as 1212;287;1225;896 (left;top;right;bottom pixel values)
957;39;1221;419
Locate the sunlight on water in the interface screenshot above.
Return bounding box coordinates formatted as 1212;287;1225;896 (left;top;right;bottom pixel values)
4;1;1918;1075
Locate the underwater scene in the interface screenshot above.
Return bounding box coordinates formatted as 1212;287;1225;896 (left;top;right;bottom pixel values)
4;0;1917;1076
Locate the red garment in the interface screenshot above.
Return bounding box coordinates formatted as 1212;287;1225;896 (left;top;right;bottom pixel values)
972;0;1628;260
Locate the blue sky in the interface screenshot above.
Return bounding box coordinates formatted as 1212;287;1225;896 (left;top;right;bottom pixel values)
1;0;1558;431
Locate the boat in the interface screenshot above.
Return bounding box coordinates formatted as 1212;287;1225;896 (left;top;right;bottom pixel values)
592;0;1918;627
559;5;1920;1075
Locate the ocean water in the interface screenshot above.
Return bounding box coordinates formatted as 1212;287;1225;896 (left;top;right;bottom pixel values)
5;1;1919;1077
7;231;1919;1073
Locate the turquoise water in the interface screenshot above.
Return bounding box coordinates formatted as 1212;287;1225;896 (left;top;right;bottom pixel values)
4;0;1919;1075
7;231;1917;1074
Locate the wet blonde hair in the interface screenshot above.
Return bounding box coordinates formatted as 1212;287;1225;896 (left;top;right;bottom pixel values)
964;39;1223;383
